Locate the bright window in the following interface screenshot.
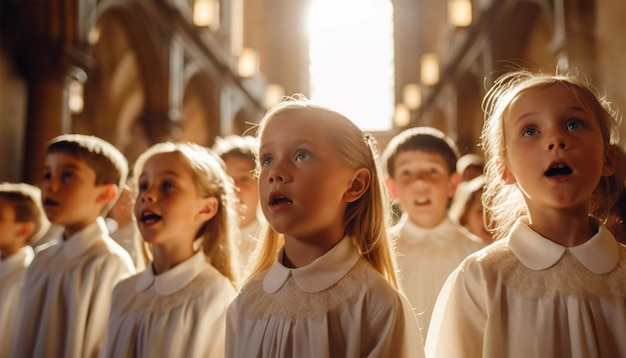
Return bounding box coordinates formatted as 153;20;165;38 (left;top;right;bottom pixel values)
308;0;395;132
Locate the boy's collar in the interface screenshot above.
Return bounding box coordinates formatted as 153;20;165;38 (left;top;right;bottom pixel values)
55;218;109;259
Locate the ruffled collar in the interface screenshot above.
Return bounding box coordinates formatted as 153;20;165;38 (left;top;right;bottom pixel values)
135;250;208;296
263;236;360;294
0;246;34;279
508;219;619;274
396;214;462;244
49;217;109;259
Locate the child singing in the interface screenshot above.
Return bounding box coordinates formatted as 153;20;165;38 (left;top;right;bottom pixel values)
226;97;424;357
425;70;626;357
101;142;239;357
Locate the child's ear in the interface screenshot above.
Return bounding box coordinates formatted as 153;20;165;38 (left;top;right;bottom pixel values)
497;159;516;184
97;184;119;205
345;168;371;203
384;176;398;200
198;197;219;221
16;222;35;242
601;144;617;177
448;171;462;198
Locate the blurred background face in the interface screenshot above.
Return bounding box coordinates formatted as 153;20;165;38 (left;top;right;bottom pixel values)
390;150;459;228
461;190;493;244
224;156;259;228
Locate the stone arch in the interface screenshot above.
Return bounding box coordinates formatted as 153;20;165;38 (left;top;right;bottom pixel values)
490;1;557;73
178;71;220;147
82;3;168;164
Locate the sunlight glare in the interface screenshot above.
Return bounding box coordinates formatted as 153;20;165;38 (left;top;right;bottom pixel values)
308;0;395;132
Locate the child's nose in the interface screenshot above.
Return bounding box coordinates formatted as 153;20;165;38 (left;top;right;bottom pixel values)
43;177;60;192
547;134;567;150
268;161;289;183
140;187;156;202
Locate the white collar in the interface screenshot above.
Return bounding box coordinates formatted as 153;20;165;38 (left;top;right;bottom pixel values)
508;219;619;274
135;250;208;296
263;236;360;294
0;246;34;279
50;217;109;259
396;214;460;244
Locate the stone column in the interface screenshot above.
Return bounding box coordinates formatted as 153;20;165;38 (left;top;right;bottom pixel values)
21;49;87;184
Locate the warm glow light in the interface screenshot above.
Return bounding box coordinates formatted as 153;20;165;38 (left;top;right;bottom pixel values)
68;80;84;114
402;84;421;110
193;0;220;29
449;0;472;27
88;26;100;45
394;103;410;127
308;0;395;131
421;53;439;86
265;84;285;109
238;49;259;78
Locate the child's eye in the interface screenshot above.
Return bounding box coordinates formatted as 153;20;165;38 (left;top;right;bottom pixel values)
522;127;538;137
260;155;273;167
566;119;582;130
294;150;311;161
160;181;173;191
43;171;51;181
61;172;74;181
428;168;443;179
138;182;148;192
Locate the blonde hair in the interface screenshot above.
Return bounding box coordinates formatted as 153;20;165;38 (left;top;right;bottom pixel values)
246;96;399;289
481;70;621;240
133;142;240;287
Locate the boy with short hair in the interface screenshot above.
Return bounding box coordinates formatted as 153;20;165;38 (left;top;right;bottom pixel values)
212;135;263;271
0;182;49;357
11;134;135;358
382;127;484;340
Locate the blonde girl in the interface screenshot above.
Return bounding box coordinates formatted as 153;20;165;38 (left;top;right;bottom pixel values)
101;142;239;357
226;97;423;357
426;70;626;357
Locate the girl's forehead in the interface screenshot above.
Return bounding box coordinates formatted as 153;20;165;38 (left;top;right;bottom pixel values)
261;111;331;141
141;152;189;173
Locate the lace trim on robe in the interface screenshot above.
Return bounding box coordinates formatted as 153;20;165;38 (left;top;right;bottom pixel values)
486;244;626;299
241;260;368;322
115;270;213;315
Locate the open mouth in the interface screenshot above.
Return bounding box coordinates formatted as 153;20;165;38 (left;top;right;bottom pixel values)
414;197;430;205
43;198;59;207
140;211;162;224
544;162;573;177
269;193;293;207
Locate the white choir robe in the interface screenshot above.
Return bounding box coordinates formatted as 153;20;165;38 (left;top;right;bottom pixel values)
392;215;484;339
426;219;626;358
0;246;34;357
10;218;135;358
101;250;237;358
226;236;425;358
237;218;262;274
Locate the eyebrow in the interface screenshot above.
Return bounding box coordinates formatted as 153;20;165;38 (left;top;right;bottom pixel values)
45;163;81;171
514;106;589;124
260;138;318;151
139;170;181;179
